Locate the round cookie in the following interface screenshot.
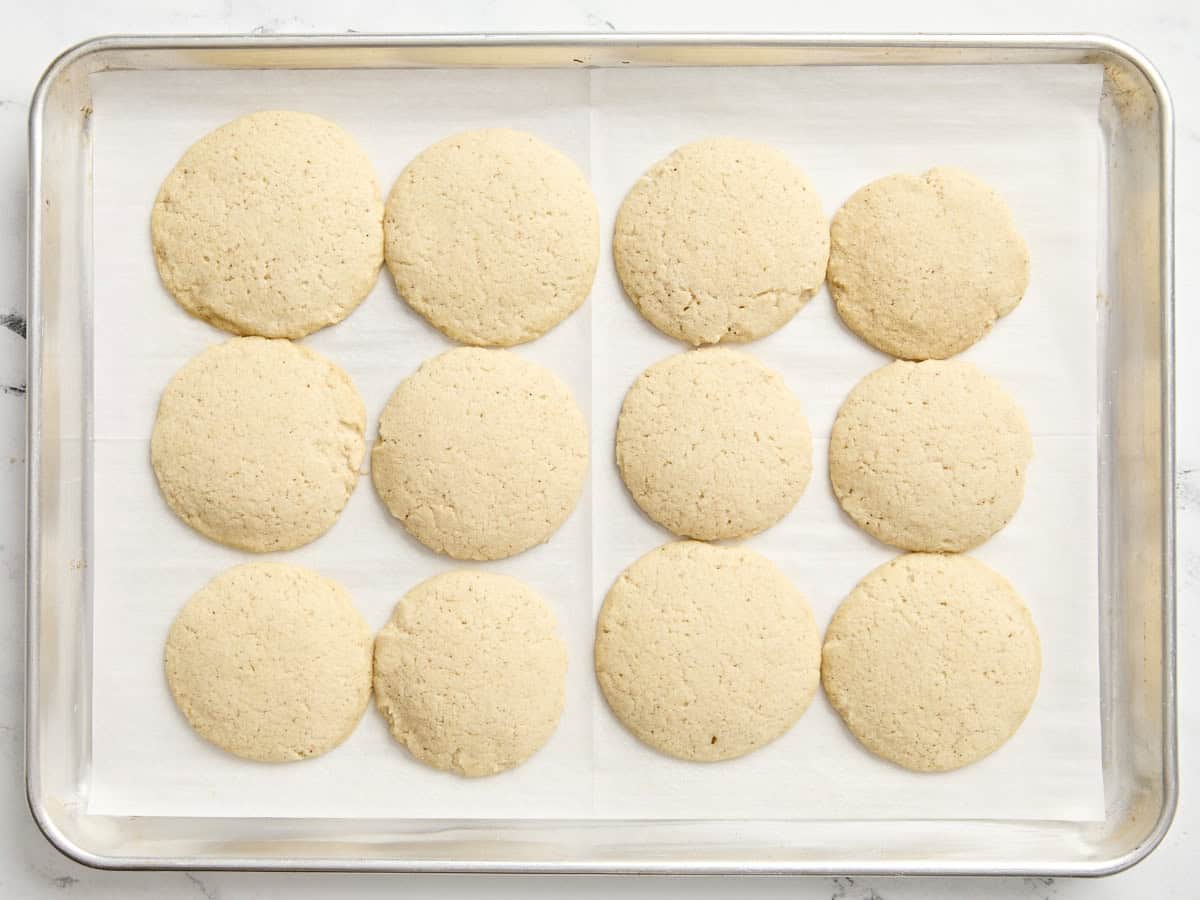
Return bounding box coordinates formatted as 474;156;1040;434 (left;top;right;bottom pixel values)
371;347;588;560
822;553;1041;772
616;348;812;540
828;167;1029;360
384;128;599;346
613;137;829;345
152;110;383;338
164;562;373;762
829;359;1032;552
373;571;567;776
151;337;366;553
595;541;821;762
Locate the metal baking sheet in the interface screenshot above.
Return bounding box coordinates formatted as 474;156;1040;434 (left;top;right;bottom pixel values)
26;34;1176;875
87;61;1105;822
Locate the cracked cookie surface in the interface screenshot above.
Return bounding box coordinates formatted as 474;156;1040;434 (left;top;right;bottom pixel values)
150;336;366;552
373;570;567;776
822;552;1041;772
384;128;598;346
595;541;820;762
165;562;373;763
152;110;383;338
613;137;829;345
829;359;1032;552
371;347;588;560
828;167;1029;360
616;348;812;540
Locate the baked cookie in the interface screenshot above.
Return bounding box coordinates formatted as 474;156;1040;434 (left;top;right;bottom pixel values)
828;167;1029;359
613;137;829;345
616;348;812;540
595;541;821;762
822;553;1041;772
152;110;383;338
374;570;567;776
164;562;373;762
371;347;588;560
384;128;598;346
151;337;366;552
829;359;1032;552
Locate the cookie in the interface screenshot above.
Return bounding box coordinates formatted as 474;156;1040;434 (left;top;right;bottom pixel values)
371;347;588;560
151;337;366;552
829;359;1032;552
828;167;1029;359
384;128;599;346
595;541;821;762
152;110;383;338
613;137;829;345
373;571;567;776
616;348;812;540
822;553;1041;772
164;562;373;762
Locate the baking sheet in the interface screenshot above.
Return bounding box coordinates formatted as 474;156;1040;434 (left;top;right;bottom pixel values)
87;63;1104;821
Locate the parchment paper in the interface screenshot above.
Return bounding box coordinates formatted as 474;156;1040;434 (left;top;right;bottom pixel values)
88;63;1104;821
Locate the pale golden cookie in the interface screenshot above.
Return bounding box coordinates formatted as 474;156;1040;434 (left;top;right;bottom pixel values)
829;359;1032;552
164;562;373;762
595;541;821;762
152;110;383;338
384;128;599;346
613;137;829;345
150;337;366;553
828;167;1029;359
374;571;567;776
616;348;812;540
822;553;1041;772
371;347;588;560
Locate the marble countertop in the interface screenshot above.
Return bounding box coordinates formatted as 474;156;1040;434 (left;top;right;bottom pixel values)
1;1;1194;897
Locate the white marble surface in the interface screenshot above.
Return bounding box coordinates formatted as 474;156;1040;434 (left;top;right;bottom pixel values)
0;1;1194;897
